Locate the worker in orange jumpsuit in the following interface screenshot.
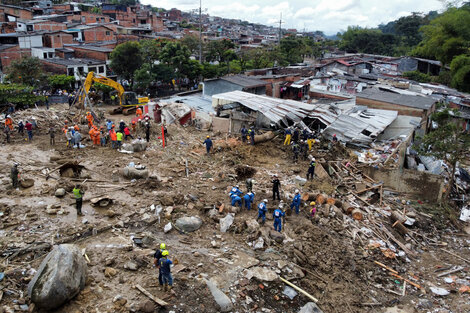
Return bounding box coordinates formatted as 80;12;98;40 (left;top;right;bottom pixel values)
5;115;13;130
62;120;69;134
92;126;100;146
136;107;143;118
109;125;117;149
131;120;137;133
88;127;95;142
86;112;93;129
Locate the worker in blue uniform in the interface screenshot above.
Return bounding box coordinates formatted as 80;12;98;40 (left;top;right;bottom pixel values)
244;192;254;210
273;207;285;232
230;185;242;196
231;193;243;208
257;199;268;224
240;125;247;143
290;189;301;214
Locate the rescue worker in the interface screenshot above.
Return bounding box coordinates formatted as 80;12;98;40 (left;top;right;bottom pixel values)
290;189;301;214
284;127;292;145
25;120;33;141
4;125;11;143
273;206;285;232
292;127;300;143
18;120;24;135
74;125;80;131
257;199;268;224
131;120;137;133
307;132;315;151
144;113;151;123
48;125;55;146
124;126;133;140
136;107;143;117
302;128;309;141
159;250;173;291
249;126;255;145
231;193;242;209
86;112;93;129
5;115;13;130
116;130;123;150
88;126;94;142
153;243;167;287
92;126;100;146
307;157;316;180
332;134;338;143
100;127;106;146
66;127;73;148
240;125;247;143
11;163;19;189
145;122;150;142
230;185;242;196
106;120;113;132
272;175;281;201
292;141;300;163
73;184;84;216
300;140;309;160
246;178;254;193
203;135;213;154
74;130;82;149
109;126;117;149
310;201;317;218
243;191;254;210
119;120;125;133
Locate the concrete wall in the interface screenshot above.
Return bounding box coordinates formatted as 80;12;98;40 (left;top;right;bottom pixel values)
363;166;444;202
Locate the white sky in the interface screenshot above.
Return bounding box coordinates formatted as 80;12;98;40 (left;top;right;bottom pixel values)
140;0;446;35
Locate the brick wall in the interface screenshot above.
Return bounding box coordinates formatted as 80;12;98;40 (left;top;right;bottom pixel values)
40;60;67;75
67;12;111;24
43;32;74;48
83;26;115;42
0;5;33;20
71;47;109;61
34;21;66;32
0;46;31;70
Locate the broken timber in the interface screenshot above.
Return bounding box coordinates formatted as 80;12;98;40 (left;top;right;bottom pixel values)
134;284;168;306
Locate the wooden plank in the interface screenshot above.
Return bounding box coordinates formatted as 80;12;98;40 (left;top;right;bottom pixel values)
135;284;168;306
280;277;319;303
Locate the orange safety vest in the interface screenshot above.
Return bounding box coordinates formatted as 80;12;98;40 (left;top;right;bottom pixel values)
109;130;117;141
136;108;142;116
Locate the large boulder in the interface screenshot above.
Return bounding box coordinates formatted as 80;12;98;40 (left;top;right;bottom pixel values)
205;279;233;312
220;213;234;233
28;244;87;310
244;266;278;282
131;139;148;152
174;216;202;232
122;166;149;179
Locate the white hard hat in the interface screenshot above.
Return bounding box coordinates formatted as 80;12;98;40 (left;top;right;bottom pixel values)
6;115;10;118
295;189;299;194
120;119;124;122
263;199;268;203
236;185;239;188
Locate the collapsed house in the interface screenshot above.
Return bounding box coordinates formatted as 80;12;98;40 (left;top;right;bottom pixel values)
211;90;398;147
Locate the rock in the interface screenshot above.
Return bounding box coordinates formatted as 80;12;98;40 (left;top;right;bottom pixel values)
55;188;66;197
245;267;278;282
20;178;35;188
208;208;219;220
27;244;87;310
131;139;148;152
105;210;117;218
205;279;233;312
269;230;285;243
164;222;172;233
111;170;120;182
122;166;149;180
220;213;234;233
430;287;450;296
123;261;139;271
139;300;156;313
211;240;220;248
105;258;115;267
294;175;307;186
174;216;203;232
164;206;174;218
298;302;324;313
245;219;260;233
121;143;134;153
104;267;118;277
283;286;298;300
253;237;264;250
230;206;240;213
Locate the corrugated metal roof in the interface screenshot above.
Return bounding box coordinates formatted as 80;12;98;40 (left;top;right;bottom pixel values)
220;75;267;88
357;88;437;110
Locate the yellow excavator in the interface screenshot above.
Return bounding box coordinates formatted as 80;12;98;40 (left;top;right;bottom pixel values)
78;72;148;114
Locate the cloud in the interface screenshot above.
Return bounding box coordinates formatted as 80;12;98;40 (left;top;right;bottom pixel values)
141;0;445;34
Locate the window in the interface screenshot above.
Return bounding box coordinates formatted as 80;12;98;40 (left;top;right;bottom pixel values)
140;19;146;24
101;18;105;22
48;52;53;58
78;67;84;75
26;25;33;31
106;31;110;36
133;19;136;23
43;52;47;58
98;66;105;73
68;68;74;76
96;17;99;22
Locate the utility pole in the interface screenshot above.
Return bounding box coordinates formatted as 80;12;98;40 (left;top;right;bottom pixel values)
199;0;203;63
278;13;284;46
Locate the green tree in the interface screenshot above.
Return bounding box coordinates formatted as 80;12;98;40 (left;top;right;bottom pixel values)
0;84;45;109
110;0;136;5
205;39;235;63
402;71;432;83
339;26;399;55
6;57;45;87
413;7;470;65
394;13;427;47
414;105;470;199
48;74;75;91
139;38;169;65
450;54;470;91
160;42;192;78
181;35;203;56
110;41;143;87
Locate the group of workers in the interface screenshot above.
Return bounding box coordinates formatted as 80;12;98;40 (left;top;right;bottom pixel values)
153;243;174;291
3;114;36;143
227;179;317;233
240;125;256;145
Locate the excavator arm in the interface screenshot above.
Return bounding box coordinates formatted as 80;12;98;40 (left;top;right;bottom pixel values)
80;71;125;106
